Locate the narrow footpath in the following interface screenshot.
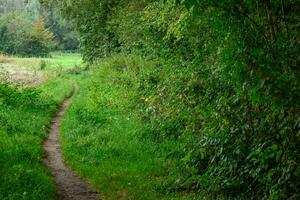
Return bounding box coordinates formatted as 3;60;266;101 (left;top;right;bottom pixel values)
43;88;101;200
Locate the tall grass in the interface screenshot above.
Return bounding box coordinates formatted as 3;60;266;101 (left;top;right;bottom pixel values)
60;55;204;200
0;78;73;200
0;54;10;63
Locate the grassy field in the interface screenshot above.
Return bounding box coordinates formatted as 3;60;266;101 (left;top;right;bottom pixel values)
0;52;82;67
0;52;83;87
0;52;82;73
0;53;76;200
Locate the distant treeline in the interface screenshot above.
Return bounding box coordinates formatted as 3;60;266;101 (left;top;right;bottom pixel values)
0;0;79;57
47;0;299;199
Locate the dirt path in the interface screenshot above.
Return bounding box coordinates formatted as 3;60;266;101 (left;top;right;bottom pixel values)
43;88;101;200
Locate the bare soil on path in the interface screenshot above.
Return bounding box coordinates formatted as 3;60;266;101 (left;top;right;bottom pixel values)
43;88;101;200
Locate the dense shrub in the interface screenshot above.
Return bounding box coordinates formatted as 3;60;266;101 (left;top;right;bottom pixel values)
50;0;300;199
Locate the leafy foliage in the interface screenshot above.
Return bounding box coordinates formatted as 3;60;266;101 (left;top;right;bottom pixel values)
26;17;55;57
0;13;55;57
39;0;80;50
47;0;300;199
0;0;79;56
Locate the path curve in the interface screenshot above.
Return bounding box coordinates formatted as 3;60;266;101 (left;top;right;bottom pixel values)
43;87;101;200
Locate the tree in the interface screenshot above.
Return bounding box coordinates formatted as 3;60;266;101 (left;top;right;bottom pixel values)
0;0;79;55
25;17;54;56
39;2;79;51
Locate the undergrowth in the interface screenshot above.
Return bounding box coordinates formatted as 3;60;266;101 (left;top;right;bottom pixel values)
61;52;300;199
56;0;300;198
60;56;207;200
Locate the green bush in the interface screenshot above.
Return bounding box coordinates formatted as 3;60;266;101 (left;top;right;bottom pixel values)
39;60;47;70
53;0;300;199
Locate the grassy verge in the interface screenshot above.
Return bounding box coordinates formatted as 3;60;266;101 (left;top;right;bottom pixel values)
0;69;74;199
60;56;204;200
0;52;82;72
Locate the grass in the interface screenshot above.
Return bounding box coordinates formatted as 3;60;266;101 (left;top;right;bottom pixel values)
0;53;76;200
0;54;10;63
46;52;83;68
0;52;83;87
0;53;205;199
0;52;82;73
61;73;164;199
0;78;73;200
60;56;205;200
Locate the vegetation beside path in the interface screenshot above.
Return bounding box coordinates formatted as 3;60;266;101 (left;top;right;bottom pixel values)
54;0;300;199
0;78;73;200
60;56;205;200
0;53;79;200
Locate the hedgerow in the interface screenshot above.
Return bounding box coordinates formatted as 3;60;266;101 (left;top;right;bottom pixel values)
49;0;300;198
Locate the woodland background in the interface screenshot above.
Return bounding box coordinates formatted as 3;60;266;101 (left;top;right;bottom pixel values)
0;0;79;56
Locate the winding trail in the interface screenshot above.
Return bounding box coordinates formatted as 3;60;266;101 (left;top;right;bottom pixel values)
43;87;101;200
